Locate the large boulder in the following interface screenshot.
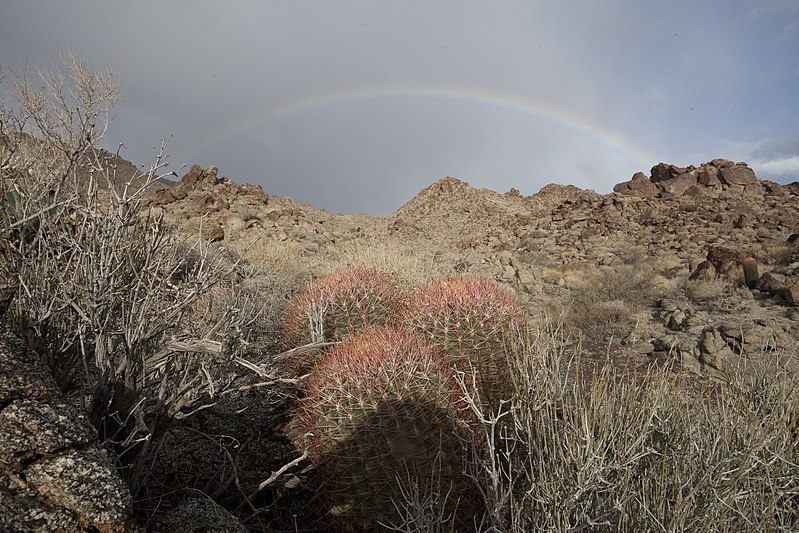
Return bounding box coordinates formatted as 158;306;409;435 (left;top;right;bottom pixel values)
698;166;722;187
0;322;138;532
719;165;758;187
650;163;676;183
613;172;659;198
660;171;699;197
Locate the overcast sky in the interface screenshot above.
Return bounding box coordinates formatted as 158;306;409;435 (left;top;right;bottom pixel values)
2;1;798;215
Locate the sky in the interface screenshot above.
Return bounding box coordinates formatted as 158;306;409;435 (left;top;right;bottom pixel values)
1;1;798;216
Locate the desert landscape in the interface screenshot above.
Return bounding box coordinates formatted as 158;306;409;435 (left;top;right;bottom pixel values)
2;59;799;532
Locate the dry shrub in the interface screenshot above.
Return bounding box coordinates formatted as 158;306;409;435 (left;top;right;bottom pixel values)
0;56;291;507
394;320;799;531
226;231;308;286
563;263;658;344
684;276;730;303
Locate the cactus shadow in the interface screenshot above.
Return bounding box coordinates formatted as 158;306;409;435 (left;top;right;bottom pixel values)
311;396;485;532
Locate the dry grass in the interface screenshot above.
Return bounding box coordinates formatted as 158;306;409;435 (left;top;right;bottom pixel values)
684;276;730;303
325;235;436;292
559;263;660;344
226;231;309;282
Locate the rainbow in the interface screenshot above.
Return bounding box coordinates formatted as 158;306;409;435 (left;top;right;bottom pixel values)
182;84;660;171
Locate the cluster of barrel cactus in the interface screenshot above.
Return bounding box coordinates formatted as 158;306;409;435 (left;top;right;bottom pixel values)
283;269;526;530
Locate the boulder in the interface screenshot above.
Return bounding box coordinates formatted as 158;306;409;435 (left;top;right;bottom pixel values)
756;272;787;295
660;171;698;197
24;449;133;533
0;323;137;531
689;260;717;281
612;172;659;198
650;163;676;183
698;166;722;187
784;283;799;306
720;165;758;187
707;246;742;274
711;158;735;169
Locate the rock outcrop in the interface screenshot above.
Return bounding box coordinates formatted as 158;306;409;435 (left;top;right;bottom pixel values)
614;159;764;198
0;288;137;532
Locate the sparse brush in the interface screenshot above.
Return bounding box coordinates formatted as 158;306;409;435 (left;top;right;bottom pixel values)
0;57;272;506
291;327;483;532
564;263;658;345
402;276;526;412
326;235;436;292
475;318;799;532
684;276;730;303
280;267;402;373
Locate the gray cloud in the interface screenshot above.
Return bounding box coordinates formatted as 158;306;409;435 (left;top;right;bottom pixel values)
2;1;798;214
752;135;799;161
747;134;799;181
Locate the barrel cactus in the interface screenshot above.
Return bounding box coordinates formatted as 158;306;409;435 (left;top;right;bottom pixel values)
402;276;526;411
280;267;401;372
291;327;482;531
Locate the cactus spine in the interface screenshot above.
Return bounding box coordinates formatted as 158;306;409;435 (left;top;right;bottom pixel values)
280;267;402;372
402;276;526;411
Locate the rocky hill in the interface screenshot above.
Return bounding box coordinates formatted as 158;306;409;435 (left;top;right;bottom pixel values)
145;158;799;381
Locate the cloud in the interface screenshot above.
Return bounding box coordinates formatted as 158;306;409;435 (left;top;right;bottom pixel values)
751;134;799;161
741;133;799;181
752;156;799;178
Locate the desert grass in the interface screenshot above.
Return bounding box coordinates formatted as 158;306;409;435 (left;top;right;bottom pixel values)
226;230;310;284
325;235;437;293
560;262;660;344
684;276;730;303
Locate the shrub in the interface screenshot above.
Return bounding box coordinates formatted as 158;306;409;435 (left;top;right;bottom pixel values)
291;327;483;531
0;55;266;501
564;263;658;345
456;319;799;531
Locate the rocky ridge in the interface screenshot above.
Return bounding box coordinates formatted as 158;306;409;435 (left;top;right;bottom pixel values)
146;158;799;380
